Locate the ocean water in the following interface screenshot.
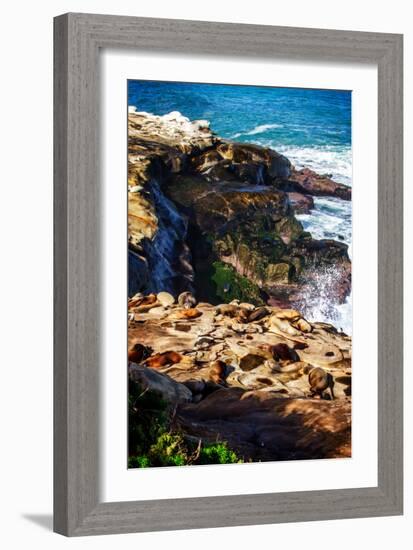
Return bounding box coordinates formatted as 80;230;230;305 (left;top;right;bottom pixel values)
128;81;352;333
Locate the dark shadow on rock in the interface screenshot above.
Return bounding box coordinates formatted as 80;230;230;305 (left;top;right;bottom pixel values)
335;375;352;396
177;387;351;462
22;514;53;531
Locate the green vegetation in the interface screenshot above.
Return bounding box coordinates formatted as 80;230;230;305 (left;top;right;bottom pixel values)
210;261;265;305
198;442;241;465
128;378;243;468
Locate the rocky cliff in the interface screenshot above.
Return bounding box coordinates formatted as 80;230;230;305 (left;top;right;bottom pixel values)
128;110;351;310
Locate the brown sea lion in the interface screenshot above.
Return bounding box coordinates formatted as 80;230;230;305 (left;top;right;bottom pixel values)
128;343;152;363
177;291;197;309
268;343;300;364
145;351;183;369
235;308;250;323
247;306;270;323
216;304;239;317
308;367;335;400
176;308;202;320
208;360;227;384
137;293;157;306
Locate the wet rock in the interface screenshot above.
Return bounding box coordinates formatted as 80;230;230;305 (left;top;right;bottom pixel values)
288;168;351;200
287;192;314;214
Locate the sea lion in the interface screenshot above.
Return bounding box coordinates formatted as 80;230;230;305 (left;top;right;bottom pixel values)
145;351;183;369
308;367;335;399
135;293;157;306
208;360;227;385
216;304;239;317
178;291;197;309
128;343;152;363
247;306;270;323
235;308;250;323
268;343;300;364
179;308;202;319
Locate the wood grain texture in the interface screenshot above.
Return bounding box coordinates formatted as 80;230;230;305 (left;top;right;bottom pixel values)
53;13;403;536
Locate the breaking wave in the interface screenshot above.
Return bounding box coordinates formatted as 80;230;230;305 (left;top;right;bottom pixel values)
230;123;283;139
270;144;352;187
294;266;352;336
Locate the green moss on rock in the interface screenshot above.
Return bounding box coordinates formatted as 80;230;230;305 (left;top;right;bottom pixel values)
211;261;265;305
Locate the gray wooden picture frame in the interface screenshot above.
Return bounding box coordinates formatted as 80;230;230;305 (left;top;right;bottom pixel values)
54;13;403;536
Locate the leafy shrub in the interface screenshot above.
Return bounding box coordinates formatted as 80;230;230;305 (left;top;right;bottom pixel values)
198;442;242;465
128;379;242;468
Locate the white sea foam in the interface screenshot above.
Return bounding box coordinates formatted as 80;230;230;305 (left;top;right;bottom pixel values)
273;144;352;187
295;186;352;333
230;123;283;139
294;266;353;336
297;197;352;252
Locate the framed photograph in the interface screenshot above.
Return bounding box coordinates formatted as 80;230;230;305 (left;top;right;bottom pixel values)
54;13;403;536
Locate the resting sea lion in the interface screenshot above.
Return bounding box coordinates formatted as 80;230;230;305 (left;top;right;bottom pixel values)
145;351;182;369
128;343;152;363
247;306;270;323
178;308;202;319
268;343;300;364
208;360;227;385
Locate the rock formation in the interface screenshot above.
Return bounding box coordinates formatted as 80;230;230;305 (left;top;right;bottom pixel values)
128;294;351;461
127;110;351;310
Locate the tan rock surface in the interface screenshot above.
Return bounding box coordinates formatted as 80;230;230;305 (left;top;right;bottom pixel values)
128;297;352;460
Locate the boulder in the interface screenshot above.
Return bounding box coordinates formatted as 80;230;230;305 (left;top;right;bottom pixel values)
128;363;192;404
287;192;315;214
287;168;351;200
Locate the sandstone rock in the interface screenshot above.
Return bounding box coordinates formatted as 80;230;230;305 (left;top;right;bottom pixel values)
177;388;351;461
128;300;352;460
268;315;301;337
216;142;291;179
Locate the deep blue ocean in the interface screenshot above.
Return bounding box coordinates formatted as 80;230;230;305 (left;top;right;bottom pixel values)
128;81;352;333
